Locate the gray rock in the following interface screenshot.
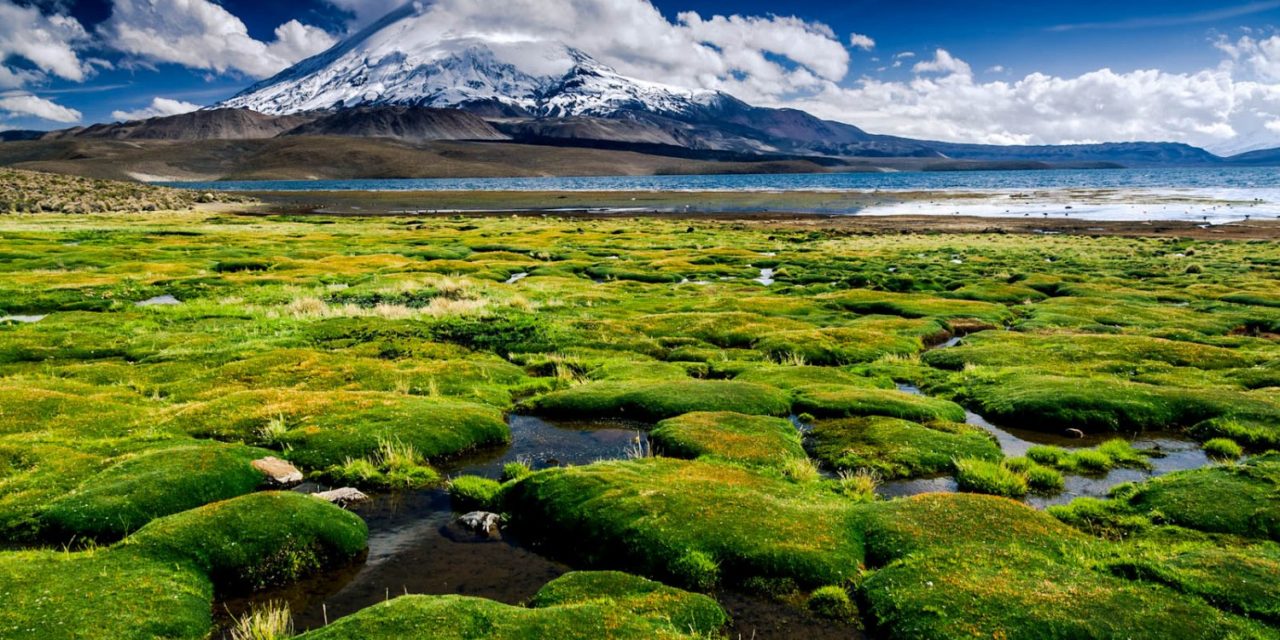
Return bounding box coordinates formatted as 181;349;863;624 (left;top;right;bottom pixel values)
252;457;304;486
459;511;503;535
312;487;369;507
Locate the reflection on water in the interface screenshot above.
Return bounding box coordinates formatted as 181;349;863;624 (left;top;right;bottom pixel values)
446;415;649;479
887;383;1215;506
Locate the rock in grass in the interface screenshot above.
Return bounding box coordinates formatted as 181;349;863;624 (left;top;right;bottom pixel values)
253;457;304;486
808;416;1000;479
650;411;805;468
312;487;369;507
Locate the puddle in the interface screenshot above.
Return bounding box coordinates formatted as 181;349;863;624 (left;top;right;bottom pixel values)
218;415;656;634
0;315;46;324
136;295;180;307
445;415;650;479
755;268;776;286
721;590;864;640
504;273;529;285
887;383;1215;506
218;489;570;634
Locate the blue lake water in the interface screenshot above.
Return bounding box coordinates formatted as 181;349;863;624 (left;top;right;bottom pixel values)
161;167;1280;193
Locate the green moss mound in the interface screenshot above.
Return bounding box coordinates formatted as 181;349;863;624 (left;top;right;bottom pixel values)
504;458;864;588
962;372;1280;434
0;492;367;640
40;440;271;540
954;457;1030;497
861;493;1085;565
756;327;926;365
808;416;1000;479
177;389;509;469
528;571;728;634
924;332;1254;371
450;475;503;512
793;386;966;422
0;547;212;640
1103;541;1280;624
863;546;1278;640
826;289;1012;324
129;492;368;590
524;380;792;421
651;412;805;468
1122;455;1280;540
734;366;890;390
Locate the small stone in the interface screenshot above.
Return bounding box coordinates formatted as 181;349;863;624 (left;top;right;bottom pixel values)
459;511;503;535
252;457;303;486
312;488;369;507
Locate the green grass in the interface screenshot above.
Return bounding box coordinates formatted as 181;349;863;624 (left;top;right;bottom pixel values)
502;458;865;588
954;458;1030;498
1026;439;1153;474
650;411;805;468
0;547;213;640
792;386;967;422
1203;437;1244;460
523;380;792;421
129;492;368;590
39;440;271;540
295;571;727;639
176;389;510;469
808;416;1000;479
1;208;1279;639
1050;454;1280;542
449;475;503;512
863;545;1279;640
0;491;367;640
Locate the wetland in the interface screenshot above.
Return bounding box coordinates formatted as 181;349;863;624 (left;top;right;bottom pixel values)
0;200;1278;639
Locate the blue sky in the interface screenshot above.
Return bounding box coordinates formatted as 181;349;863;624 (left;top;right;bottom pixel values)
3;0;1280;153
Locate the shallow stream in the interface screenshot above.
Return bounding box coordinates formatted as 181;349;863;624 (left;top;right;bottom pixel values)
219;355;1217;637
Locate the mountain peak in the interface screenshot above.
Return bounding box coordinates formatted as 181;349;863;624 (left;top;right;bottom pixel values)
216;6;719;120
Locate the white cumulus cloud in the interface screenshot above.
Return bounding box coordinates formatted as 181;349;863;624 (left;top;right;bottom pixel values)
111;96;200;121
912;49;972;77
100;0;337;79
849;33;876;51
779;51;1280;154
0;1;91;88
0;93;81;122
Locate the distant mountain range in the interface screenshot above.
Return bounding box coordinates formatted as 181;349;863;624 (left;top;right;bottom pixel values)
2;3;1276;180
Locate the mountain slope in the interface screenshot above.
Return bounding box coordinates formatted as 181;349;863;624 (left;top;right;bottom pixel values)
43;109;319;141
283;106;508;142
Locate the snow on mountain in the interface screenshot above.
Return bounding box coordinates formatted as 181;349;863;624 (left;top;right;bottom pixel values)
216;3;722;120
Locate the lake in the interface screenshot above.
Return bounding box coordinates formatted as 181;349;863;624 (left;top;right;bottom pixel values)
163;167;1280;194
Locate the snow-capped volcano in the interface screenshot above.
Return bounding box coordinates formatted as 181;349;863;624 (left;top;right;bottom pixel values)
217;3;722;119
